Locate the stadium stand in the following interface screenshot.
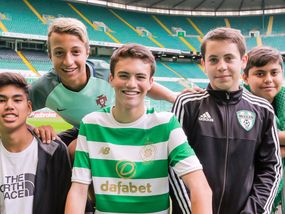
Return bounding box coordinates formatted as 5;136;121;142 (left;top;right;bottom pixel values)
228;15;268;36
0;0;284;97
0;0;46;35
271;14;285;34
189;16;225;35
71;2;155;46
21;50;52;72
0;48;27;70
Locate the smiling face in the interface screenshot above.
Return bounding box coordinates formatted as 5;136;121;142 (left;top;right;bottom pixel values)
0;85;31;134
109;57;153;114
49;32;90;91
243;61;283;103
202;40;247;92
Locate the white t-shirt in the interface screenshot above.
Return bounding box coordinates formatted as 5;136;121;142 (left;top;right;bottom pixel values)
0;138;38;214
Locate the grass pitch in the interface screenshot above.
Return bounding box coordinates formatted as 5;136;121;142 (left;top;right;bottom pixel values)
27;117;73;133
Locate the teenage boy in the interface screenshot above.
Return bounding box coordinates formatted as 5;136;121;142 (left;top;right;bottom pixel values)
242;46;285;213
65;44;212;214
0;72;71;214
170;27;282;214
29;17;178;145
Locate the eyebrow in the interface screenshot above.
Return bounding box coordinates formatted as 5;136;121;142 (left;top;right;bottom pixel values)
0;94;25;99
208;53;234;58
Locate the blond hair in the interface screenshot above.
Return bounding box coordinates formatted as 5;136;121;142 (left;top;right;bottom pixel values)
47;17;89;54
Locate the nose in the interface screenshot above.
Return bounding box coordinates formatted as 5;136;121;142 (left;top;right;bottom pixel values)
5;99;14;110
217;59;227;72
63;53;73;66
126;76;136;88
264;74;273;83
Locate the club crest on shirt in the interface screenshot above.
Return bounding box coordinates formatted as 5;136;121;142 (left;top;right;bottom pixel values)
140;144;156;162
236;110;256;131
96;94;107;108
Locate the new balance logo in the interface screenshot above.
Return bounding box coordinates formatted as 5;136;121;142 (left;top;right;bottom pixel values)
198;112;214;122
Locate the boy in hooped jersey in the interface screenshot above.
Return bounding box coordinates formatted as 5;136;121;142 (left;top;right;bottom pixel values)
0;72;71;214
65;44;212;214
29;17;178;213
242;46;285;213
170;27;282;214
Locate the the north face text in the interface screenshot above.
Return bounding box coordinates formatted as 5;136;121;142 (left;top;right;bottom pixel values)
0;173;35;200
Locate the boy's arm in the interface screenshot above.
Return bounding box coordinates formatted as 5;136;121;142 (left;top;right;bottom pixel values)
65;182;89;214
66;122;92;214
147;82;178;103
278;131;285;157
241;112;282;213
279;131;285;145
148;82;204;104
181;170;212;214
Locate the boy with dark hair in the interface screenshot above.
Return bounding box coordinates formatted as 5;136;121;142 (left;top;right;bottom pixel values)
0;72;71;214
243;46;285;213
170;27;282;214
65;44;212;214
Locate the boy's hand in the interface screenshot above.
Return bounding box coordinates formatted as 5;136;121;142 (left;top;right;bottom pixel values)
33;125;59;143
171;86;205;103
181;86;205;94
281;147;285;158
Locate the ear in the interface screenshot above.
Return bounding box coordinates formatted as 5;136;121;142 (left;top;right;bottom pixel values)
148;77;154;91
27;100;32;115
201;58;207;75
86;46;90;57
48;52;51;60
242;73;249;85
109;73;114;87
241;54;248;70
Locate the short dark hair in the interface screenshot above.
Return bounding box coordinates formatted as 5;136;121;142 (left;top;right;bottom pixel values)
244;46;283;76
110;43;156;77
0;72;29;97
201;27;246;60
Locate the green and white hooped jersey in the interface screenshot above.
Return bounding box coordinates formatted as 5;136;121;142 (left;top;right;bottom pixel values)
29;59;114;128
72;107;202;214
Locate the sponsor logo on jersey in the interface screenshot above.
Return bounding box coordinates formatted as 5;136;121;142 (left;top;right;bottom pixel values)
0;173;35;200
96;94;107;108
236;110;256;131
100;180;152;194
198;112;214;122
116;161;136;179
102;161;152;194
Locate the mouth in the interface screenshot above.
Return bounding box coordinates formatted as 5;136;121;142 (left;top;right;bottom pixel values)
216;75;231;79
122;90;140;96
2;113;18;122
261;86;275;91
62;67;77;73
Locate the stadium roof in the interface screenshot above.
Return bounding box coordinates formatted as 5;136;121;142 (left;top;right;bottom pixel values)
70;0;285;15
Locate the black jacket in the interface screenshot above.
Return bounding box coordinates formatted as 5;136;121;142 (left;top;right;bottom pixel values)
170;86;282;214
32;133;71;214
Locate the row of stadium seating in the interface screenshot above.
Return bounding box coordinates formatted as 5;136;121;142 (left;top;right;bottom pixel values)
0;0;284;101
0;47;209;94
1;0;285;51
